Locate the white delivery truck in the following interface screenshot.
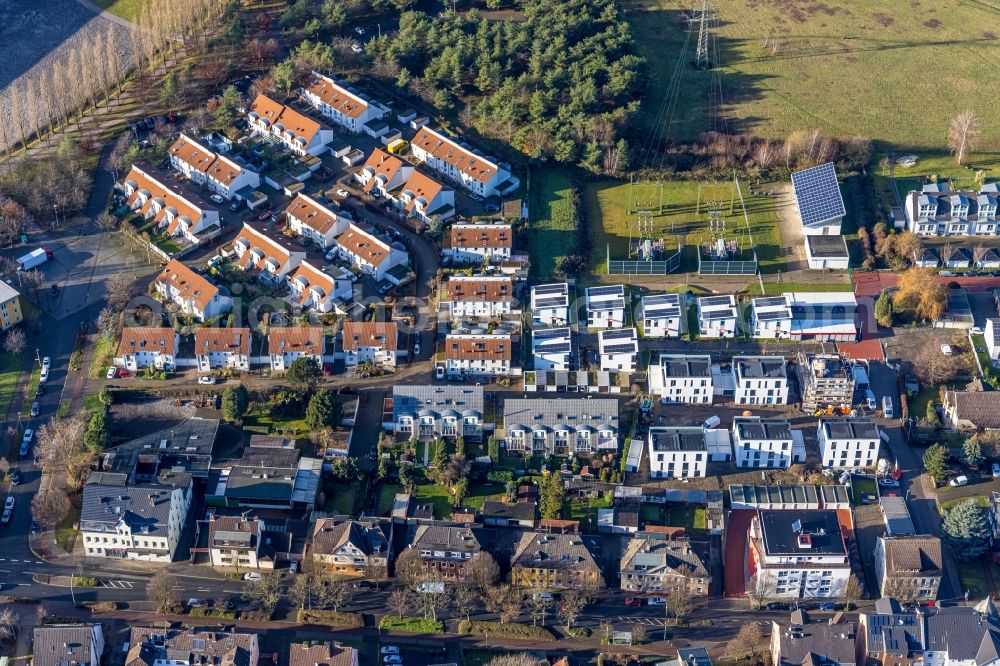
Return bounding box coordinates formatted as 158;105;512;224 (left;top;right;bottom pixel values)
16;247;53;271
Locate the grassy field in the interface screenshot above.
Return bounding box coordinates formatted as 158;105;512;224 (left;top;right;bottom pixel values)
527;167;576;280
622;0;1000;149
0;353;22;420
586;178;785;274
91;0;149;21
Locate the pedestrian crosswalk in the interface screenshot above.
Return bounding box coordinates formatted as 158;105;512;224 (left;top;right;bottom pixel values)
618;616;667;627
99;579;135;589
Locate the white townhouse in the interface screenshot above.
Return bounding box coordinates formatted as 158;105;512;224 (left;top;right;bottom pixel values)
33;624;105;666
751;292;858;342
232;223;306;284
791;162;846;236
285;192;350;249
342;321;397;369
445;223;513;263
153;259;232;322
531;327;572;371
247;94;333;157
444;275;516;319
395;170;455;225
733;355;789;405
586;285;627;329
640;293;684;337
441;334;512;378
598;327;639;372
120;165;220;245
648;354;713;404
331;222;408;281
733;417;802;468
697;295;737;338
986;318;1000;360
168;133;260;200
268;327;325;372
904;182;1000;237
647;427;711;479
503;398;619;456
818;417;881;469
531;283;570;327
302;72;386;134
391;385;485;441
410;125;519;197
115;327;179;371
287;260;351;313
81;473;192;562
355;148;413;197
194;327;252;372
749;509;852;599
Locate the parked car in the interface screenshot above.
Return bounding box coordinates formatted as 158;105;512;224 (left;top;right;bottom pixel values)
39;367;49;383
230;200;243;212
383;657;402;665
354;581;375;589
992;463;1000;478
187;599;207;608
648;597;667;606
210;194;224;204
42;356;50;369
351;42;363;54
243;573;262;581
336;189;350;198
413;343;420;356
30;401;40;417
106;367;117;379
950;475;970;487
10;469;21;485
624;596;642;607
198;376;217;385
257;210;272;221
941;344;955;356
532;592;555;601
879;478;900;488
354;26;366;35
483;203;500;213
380;647;399;656
22;428;33;444
818;602;837;611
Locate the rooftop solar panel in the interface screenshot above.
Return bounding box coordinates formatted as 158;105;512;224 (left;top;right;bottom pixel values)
756;310;790;321
603;343;638;354
533;327;570;340
587;285;625;297
702;308;736;319
700;295;734;306
791;162;846;227
537;343;572;354
534;283;567;295
645;306;680;317
534;296;567;308
644;294;679;305
754;296;788;308
601;328;636;340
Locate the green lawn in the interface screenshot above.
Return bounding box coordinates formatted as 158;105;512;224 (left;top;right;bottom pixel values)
460;483;505;511
585;178;786;274
83;392;104;416
566;494;613;532
91;0;149;21
958;558;997;598
415;482;454;519
873;153;1000;220
623;0;1000;148
850;474;878;506
641;504;708;536
0;353;23;420
323;479;363;517
87;335;116;379
21;366;41;418
242;412;308;440
527;167;576;280
56;502;82;553
377;483;403;515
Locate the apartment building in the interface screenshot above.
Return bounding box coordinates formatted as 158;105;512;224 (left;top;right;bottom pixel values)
390;385;485;441
0;280;23;331
126;627;259;666
232;223;306;283
749;509;851;599
116;327;179;371
34;625;105;666
751;293;858;342
648;354;713;404
733;417;802;468
444;275;516;319
311;518;389;576
586;285;627;329
285;192;350;249
817;418;880;468
874;534;943;602
597;327;639;372
288;642;358;666
330;222;408;281
208;514;267;569
503;398;619;456
771;611;856;666
903;182;1000;236
798;353;855;411
168;133;260;199
195;327;252;372
441;334;512;377
733;355;789;405
510;532;602;591
247;93;333;156
268;327;325;372
445;222;513;263
647;427;711;479
405;524;484;580
302;72;386;134
394;170;456;225
342;321;397;369
154;259;232;322
620;533;710;596
287;260;350;313
410;125;519;197
355;148;412;196
121;165;220;245
640;293;684;337
530;282;570;327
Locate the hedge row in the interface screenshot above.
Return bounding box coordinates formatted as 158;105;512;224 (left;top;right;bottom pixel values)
296;609;364;628
457;620;555;641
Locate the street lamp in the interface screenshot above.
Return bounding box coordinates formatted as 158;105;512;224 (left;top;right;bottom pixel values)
52;203;59;228
35;349;41;367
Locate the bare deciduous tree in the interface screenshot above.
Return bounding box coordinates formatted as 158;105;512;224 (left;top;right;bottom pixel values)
105;272;135;312
746;572;776;610
387;588;411;618
96;212;118;233
557;590;585;630
243;571;282;616
3;328;26;355
34;416;88;477
147;571;181;613
31;489;71;528
948;110;982;165
0;607;20;642
467;552;499;592
726;622;763;661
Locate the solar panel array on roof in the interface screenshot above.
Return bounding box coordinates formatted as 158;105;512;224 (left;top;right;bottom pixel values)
535;296;566;308
534;327;569;341
644;294;679;305
755;296;788;308
756;310;790;321
534;283;567;295
791;162;846;227
588;285;624;297
602;328;636;340
604;343;637;354
538;343;572;353
700;295;734;307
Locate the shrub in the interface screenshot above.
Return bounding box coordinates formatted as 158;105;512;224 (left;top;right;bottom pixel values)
487;470;513;483
297;609;364;628
379;616;444;633
85;601;118;613
567;626;592;637
188;608;237;619
72;576;98;587
457;620;555;641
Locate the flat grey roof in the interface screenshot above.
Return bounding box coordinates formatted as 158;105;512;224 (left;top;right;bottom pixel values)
806;234;850;258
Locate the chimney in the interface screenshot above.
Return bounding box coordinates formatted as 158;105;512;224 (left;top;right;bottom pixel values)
149;494;156;507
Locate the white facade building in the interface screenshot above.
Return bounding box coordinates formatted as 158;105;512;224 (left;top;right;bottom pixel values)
586;285;626;329
903;182;1000;237
791;162;846;236
733;355;790;405
751;292;858;342
697;295;737;338
195;328;251;372
247;94;333;156
648;354;713;404
445;223;513;263
342;321;397;369
410;125;519;197
441;334;512;377
597;327;638;372
531;283;570;327
120;165;221;245
331;222;408;281
531;327;572;371
818;418;881;469
287;260;351;313
168;133;260;200
640;293;684;337
444;275;516;320
733;417;803;468
232;223;306;284
750;509;852;599
647;427;712;479
154;259;232;322
986;318;1000;360
268;327;325;372
285;192;350;249
302;72;386;134
115;328;179;371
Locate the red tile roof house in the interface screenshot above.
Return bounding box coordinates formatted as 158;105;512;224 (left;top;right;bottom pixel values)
195;327;252;372
231;222;306;284
247;93;334;157
284;192;350;249
268;326;325;372
330;222;408;282
444;222;513;263
441;333;513;378
168;133;260;200
444;275;517;320
286;260;351;314
115;327;180;371
302;71;386;135
154;259;232;322
354;148;413;198
396;170;455;225
120;165;221;247
342;321;398;370
410;125;520;197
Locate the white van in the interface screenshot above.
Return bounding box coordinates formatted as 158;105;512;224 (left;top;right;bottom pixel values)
949;475;969;487
882;396;894;419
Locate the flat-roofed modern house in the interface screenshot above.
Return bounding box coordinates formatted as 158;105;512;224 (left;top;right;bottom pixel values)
647;427;715;479
247;93;333;156
750;509;851;598
586;285;627;329
503;397;619;456
791;162;846;236
648;354;713;404
531;282;570;327
302;72;386;134
697;295;737;338
210;442;321;511
640;293;684;337
903;182;1000;236
445;222;513;263
732;417;802;468
733;355;789;405
805;235;850;270
798;353;855;411
391;385;485;441
598;327;639;372
410;125;519;197
818;417;880;468
986;318;1000;360
531;327;572;371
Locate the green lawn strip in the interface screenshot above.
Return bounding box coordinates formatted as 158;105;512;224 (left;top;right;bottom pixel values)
88;336;116;379
745;281;854;296
527;167;576;279
379;616;444;633
565;494;612;532
377;483;403;515
414;482;454;519
957;558;996;599
850;474;877;506
90;0;150;21
0;353;23;419
939;494;990;513
83;392;104;416
56;502;82;552
323;478;363;516
460;482;506;511
21;366;41;418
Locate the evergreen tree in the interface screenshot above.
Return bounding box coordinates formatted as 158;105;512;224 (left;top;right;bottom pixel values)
455;436;466;459
874;291;894;328
942;498;991;561
962;437;985;468
926;401;941;427
487;436;499;461
922;444;948;485
305;389;342;430
221;384;249;423
286;356;322;389
214;85;243;129
84;409;110;452
539;473;565;519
